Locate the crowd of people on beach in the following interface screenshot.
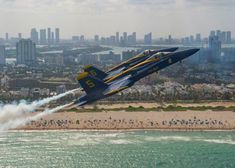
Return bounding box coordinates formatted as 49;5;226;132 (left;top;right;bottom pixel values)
25;116;230;130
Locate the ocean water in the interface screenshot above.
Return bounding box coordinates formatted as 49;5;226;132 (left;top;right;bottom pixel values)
0;131;234;168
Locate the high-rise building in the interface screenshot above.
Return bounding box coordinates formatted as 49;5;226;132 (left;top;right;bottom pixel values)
221;31;226;43
127;35;132;45
72;36;79;42
210;30;215;37
144;33;152;45
40;29;47;45
168;35;172;44
190;35;194;43
30;28;39;44
123;32;127;44
216;30;221;40
100;37;106;44
132;32;136;45
16;39;36;66
110;36;116;45
210;29;232;44
80;35;85;43
184;37;190;44
55;28;60;43
0;45;6;65
226;31;231;43
209;35;221;62
94;35;99;43
18;33;22;40
51;32;55;44
5;33;8;41
196;33;201;43
47;28;51;45
116;32;119;44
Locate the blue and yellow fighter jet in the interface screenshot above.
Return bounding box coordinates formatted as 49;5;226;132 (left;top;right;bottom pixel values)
74;49;199;106
83;47;178;81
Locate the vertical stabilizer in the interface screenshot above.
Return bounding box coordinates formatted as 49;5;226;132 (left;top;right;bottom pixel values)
77;72;108;94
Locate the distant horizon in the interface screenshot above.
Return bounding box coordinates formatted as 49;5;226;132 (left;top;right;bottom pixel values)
0;29;234;40
1;0;235;38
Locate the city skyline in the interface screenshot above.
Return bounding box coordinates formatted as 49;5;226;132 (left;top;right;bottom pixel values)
0;0;235;38
0;28;233;42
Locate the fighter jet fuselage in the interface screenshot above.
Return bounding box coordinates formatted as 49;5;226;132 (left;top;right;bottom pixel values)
74;48;199;106
84;47;179;80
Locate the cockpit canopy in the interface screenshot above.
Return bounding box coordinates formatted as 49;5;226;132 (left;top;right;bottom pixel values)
147;52;170;61
143;50;150;55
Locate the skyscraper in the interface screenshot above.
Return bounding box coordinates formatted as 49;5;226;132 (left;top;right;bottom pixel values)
0;45;6;65
30;28;39;44
132;32;136;45
18;33;22;40
196;33;201;43
94;35;99;43
5;33;8;41
189;35;194;43
209;35;221;62
116;32;119;44
51;32;55;44
47;28;51;45
72;36;79;42
210;30;215;37
80;35;85;43
55;28;60;43
144;33;152;45
221;31;226;43
226;31;231;44
110;36;116;45
216;30;221;40
40;29;47;45
16;39;36;66
168;35;172;44
123;32;127;45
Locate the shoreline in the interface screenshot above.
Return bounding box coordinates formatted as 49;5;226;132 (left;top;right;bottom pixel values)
17;110;235;131
12;128;235;132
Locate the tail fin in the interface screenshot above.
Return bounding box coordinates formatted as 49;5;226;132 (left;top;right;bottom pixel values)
77;72;108;94
83;65;108;80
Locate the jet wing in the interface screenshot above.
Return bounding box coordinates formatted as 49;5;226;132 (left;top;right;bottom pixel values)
106;67;126;78
76;100;88;106
104;76;133;96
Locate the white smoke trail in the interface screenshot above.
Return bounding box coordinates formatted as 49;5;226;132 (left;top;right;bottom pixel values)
0;103;72;131
0;89;78;130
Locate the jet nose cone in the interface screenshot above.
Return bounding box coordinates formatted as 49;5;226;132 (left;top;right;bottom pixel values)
171;48;200;60
168;47;179;52
180;48;200;56
188;48;200;54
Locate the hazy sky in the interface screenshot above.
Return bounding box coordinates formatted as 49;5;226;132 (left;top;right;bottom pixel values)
0;0;234;39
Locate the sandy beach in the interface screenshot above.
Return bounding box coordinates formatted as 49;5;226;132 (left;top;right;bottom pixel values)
65;101;235;110
20;110;235;130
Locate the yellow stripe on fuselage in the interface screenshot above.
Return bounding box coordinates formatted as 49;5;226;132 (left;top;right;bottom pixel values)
107;53;145;72
105;86;129;96
105;57;160;83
